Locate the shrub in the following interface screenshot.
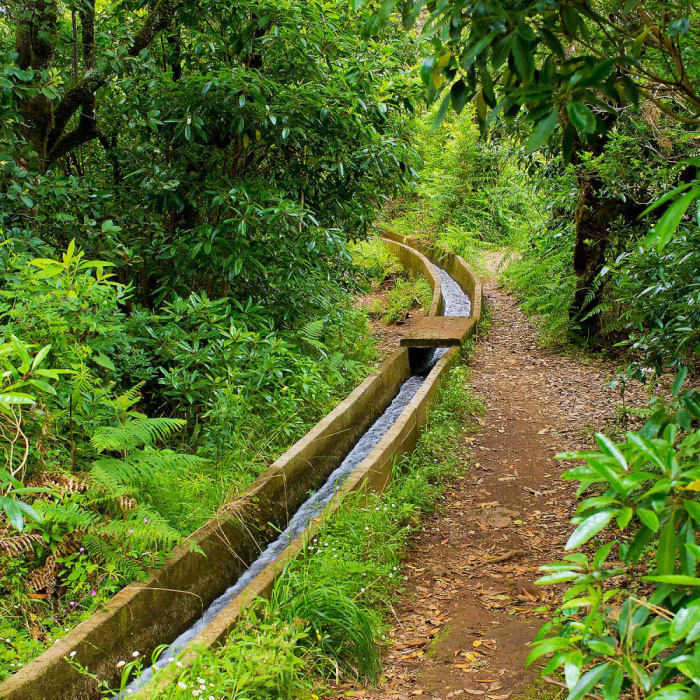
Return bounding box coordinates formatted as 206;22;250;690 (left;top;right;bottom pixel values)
529;373;700;699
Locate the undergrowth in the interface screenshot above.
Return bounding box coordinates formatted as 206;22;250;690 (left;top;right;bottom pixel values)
351;238;434;324
0;243;381;681
131;358;484;698
382;110;538;278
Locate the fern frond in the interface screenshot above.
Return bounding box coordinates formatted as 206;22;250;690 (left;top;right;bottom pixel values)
328;351;344;370
0;533;44;557
301;319;325;342
91;415;186;452
39;502;100;531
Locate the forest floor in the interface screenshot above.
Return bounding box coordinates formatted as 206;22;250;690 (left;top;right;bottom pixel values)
346;253;660;700
355;279;427;361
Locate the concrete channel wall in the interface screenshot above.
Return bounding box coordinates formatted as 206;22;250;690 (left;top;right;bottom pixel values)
0;235;481;700
383;229;484;322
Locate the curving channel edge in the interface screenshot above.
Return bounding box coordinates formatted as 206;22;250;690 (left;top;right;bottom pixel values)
0;232;482;700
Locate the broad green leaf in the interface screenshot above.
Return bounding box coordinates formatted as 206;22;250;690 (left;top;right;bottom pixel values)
670;602;700;642
593;540;617;569
27;379;56;395
11;334;32;373
566;101;596;134
656;517;676;575
460;30;501;70
420;56;435;86
616;507;633;529
94;354;116;371
525;637;572;667
31;344;52;370
1;498;24;531
637;508;660;532
512;35;534;82
643;575;700;585
595;433;627;470
450;80;468;114
566;509;617;550
526;109;559;153
0;392;36;405
602;664;624;700
672;367;688;397
536;570;581;584
430;93;452;133
569;663;610;700
564;650;583;688
685;501;700;525
646;188;700;252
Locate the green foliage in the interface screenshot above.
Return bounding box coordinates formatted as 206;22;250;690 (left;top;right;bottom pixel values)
351;238;404;290
502;217;577;344
0;336;63;532
529;375;700;699
603;225;700;374
367;0;700;159
383;111;535;281
0;0;418;326
380;274;433;325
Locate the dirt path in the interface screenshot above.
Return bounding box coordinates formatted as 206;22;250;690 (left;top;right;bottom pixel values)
355;255;653;700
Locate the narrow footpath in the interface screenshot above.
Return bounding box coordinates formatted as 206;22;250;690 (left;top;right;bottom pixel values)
358;255;653;700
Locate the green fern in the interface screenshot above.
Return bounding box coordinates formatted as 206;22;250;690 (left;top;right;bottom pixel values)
91;415;186;452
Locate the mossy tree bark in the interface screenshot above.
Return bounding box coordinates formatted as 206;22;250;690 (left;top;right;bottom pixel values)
14;0;183;170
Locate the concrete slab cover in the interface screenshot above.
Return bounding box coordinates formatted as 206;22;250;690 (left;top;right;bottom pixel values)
400;316;476;347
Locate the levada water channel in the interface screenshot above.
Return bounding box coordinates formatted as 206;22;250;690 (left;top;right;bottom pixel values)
121;261;471;696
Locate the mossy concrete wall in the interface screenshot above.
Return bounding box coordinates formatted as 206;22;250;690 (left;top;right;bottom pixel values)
382;229;483;322
383;237;444;316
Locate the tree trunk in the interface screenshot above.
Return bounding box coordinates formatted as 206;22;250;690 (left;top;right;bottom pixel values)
569;173;609;342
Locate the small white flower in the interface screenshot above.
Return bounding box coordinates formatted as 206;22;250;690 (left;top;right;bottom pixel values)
178;681;187;690
200;685;206;690
117;660;126;669
360;588;365;593
132;651;139;658
364;527;369;531
69;651;76;658
389;573;393;578
192;692;200;698
176;661;183;667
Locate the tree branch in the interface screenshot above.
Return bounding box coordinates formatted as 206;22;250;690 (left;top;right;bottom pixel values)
46;0;184;163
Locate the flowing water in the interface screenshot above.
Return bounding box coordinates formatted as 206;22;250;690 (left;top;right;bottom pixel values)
436;266;471;317
123;375;426;693
122;260;470;695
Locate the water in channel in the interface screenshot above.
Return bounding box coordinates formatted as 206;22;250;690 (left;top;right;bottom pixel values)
122;260;470;695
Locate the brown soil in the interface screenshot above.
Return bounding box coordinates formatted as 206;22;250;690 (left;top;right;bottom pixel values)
342;254;662;700
356;280;427;362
